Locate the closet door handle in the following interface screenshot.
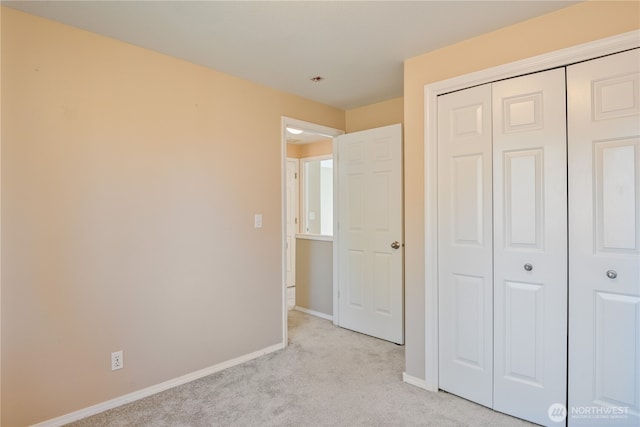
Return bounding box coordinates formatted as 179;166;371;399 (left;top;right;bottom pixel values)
606;270;617;279
524;263;533;272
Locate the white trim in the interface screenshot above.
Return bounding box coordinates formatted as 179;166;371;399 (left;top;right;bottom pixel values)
423;84;439;393
281;118;289;349
424;30;640;393
286;157;299;290
295;234;333;242
332;137;340;326
403;372;432;391
281;117;343;343
32;343;283;427
293;306;333;321
283;118;344;140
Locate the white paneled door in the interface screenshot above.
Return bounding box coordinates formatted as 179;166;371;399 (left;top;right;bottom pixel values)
437;84;494;406
492;68;567;425
568;49;640;427
336;124;404;344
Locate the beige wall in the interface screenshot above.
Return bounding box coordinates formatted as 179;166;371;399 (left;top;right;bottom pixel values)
0;8;344;426
295;239;333;316
286;143;304;159
286;139;333;159
403;0;640;380
345;97;403;133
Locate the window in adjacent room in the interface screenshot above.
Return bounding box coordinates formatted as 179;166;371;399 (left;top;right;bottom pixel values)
301;155;333;236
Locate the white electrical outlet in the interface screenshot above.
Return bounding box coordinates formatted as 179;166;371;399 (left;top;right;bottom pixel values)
111;350;123;371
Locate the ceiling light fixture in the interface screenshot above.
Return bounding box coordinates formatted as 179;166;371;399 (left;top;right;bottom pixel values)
286;127;304;135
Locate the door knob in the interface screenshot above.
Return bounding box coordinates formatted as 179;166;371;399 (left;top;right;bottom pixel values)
524;263;533;272
606;270;617;279
391;241;400;250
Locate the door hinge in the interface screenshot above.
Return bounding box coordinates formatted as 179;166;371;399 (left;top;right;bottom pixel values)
295;172;297;179
295;217;298;225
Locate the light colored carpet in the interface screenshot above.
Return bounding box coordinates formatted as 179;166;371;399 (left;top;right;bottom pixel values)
68;311;532;426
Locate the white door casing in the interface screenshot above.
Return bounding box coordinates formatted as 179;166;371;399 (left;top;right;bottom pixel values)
492;68;567;426
336;123;404;344
437;84;494;406
286;158;298;288
567;48;640;426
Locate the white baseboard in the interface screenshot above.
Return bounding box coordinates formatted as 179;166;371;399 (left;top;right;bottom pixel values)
293;306;333;321
403;372;435;392
33;342;284;427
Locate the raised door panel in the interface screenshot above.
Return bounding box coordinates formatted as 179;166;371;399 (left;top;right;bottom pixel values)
594;140;638;253
503;281;544;387
568;49;640;427
452;154;485;246
594;293;640;409
346;250;364;308
452;274;486;370
437;83;493;407
492;68;568;426
345;169;365;311
503;150;543;249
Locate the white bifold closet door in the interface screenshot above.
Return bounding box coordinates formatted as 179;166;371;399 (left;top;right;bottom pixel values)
438;67;567;426
492;68;568;425
438;84;494;407
568;49;640;426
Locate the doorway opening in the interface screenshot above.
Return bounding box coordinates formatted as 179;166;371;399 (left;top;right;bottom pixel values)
280;117;343;346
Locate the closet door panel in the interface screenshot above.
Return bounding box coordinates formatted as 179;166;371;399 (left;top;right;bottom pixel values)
438;84;493;407
492;68;568;426
568;48;640;427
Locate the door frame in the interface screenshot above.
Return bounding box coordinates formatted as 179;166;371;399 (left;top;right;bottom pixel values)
285;157;299;290
281;117;343;345
423;30;640;392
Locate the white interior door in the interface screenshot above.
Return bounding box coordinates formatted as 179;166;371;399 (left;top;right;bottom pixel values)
437;84;494;406
492;68;567;426
336;123;404;344
286;158;298;288
568;48;640;427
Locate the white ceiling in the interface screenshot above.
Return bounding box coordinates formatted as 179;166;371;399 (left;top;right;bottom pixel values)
5;0;579;110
